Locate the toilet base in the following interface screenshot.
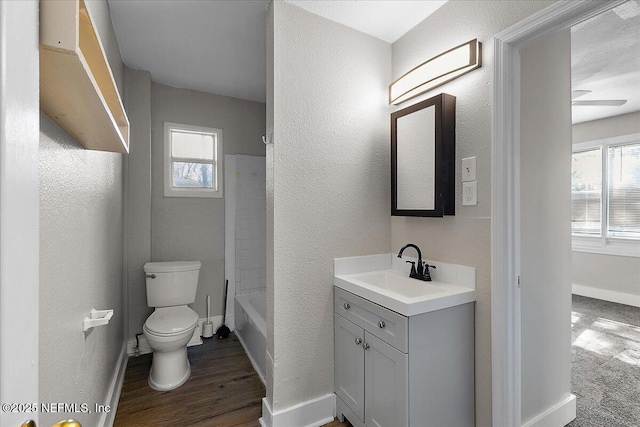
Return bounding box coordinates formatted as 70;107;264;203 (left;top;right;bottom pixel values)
148;346;191;391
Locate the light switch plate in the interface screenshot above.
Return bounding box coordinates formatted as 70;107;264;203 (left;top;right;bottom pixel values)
462;157;476;182
463;181;477;206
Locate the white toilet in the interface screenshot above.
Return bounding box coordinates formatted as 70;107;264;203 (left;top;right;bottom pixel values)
143;261;201;391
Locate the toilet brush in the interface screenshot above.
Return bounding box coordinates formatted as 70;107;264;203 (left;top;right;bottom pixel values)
202;295;214;339
216;280;231;339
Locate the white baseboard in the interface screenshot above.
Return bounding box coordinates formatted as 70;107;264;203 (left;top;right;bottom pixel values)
126;316;229;356
522;394;576;427
573;284;640;308
260;394;336;427
100;342;128;427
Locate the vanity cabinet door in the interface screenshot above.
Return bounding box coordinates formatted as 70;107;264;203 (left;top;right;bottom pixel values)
335;314;365;422
364;332;408;427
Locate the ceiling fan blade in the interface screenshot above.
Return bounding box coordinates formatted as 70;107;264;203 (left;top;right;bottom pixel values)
572;90;592;100
572;100;627;106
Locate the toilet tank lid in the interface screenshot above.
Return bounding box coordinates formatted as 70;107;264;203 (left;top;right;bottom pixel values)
144;261;201;273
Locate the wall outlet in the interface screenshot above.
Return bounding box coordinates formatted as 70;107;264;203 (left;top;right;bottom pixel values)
463;181;477;206
462;157;476;182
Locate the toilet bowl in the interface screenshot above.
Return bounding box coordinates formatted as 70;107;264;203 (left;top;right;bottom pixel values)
143;306;198;391
143;261;201;391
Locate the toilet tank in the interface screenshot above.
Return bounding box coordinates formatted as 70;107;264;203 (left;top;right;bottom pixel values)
144;261;201;308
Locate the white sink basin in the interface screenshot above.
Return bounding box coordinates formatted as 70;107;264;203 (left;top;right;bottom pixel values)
348;270;448;298
335;268;475;316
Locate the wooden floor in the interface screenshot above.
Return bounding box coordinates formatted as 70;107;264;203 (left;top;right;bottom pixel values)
115;333;264;426
115;332;349;427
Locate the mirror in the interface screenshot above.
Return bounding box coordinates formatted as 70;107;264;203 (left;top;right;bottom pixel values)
391;93;456;217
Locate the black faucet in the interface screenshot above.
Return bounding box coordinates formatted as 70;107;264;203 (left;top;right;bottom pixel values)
397;243;436;281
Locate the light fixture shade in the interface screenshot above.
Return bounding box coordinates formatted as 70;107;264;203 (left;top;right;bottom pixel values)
389;39;482;105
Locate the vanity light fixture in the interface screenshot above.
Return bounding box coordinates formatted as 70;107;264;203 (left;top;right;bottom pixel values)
389;38;482;105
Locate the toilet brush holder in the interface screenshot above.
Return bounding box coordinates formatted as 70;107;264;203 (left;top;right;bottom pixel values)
202;321;214;339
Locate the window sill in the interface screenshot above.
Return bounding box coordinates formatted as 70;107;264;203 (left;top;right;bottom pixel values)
163;188;223;199
572;237;640;258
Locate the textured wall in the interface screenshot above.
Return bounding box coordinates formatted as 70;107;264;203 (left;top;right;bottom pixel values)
520;29;572;424
572;112;640;297
135;82;266;332
389;2;554;425
124;67;152;339
270;1;391;411
39;2;125;424
39;115;124;427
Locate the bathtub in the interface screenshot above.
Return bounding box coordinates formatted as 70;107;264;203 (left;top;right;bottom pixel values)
234;291;266;384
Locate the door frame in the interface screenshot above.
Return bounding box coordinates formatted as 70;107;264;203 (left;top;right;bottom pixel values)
0;0;40;425
490;1;628;426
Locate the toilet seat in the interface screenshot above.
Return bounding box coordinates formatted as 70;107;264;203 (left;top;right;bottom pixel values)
144;306;198;336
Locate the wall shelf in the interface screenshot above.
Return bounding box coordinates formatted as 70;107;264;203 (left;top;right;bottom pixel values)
40;0;129;153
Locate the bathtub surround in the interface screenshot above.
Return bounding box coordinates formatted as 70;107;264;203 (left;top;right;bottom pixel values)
225;154;267;334
234;155;267;296
267;1;391;424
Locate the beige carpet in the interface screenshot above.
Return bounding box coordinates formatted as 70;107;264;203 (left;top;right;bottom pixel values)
568;295;640;427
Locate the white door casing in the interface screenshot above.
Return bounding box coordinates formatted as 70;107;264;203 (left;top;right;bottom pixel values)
491;1;629;426
0;0;40;426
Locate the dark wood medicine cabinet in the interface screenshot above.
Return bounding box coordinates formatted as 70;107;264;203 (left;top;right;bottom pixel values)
391;93;456;217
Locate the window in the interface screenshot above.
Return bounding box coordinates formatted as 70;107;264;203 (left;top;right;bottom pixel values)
164;122;223;198
571;133;640;257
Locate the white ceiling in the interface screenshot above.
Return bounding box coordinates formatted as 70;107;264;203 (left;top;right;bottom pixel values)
108;0;270;102
108;1;639;118
107;1;448;103
284;0;447;43
571;1;640;124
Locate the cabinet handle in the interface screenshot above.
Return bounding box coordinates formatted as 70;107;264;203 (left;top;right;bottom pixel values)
145;274;156;279
355;338;362;345
362;343;370;350
343;303;350;310
378;321;385;329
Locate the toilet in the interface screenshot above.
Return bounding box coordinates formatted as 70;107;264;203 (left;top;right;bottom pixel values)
143;261;201;391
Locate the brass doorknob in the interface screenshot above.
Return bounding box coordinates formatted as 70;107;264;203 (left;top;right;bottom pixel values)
21;421;36;427
52;420;82;427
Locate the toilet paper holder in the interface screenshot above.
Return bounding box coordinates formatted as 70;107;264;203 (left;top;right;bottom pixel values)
83;308;114;332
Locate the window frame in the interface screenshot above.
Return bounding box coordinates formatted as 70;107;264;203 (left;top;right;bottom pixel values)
571;132;640;258
163;122;223;199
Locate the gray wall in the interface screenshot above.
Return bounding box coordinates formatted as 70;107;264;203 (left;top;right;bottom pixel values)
124;67;153;339
389;2;553;424
520;29;573;424
39;3;125;425
572;112;640;298
268;1;391;411
124;82;266;338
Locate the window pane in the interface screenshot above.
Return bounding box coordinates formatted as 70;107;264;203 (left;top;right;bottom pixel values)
572;149;602;236
171;130;215;160
172;162;214;189
608;143;640;238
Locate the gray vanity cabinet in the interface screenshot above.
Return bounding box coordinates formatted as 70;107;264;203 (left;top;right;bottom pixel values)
335;314;365;420
334;287;474;427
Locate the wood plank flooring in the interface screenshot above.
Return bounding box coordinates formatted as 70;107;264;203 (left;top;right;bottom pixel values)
115;332;350;427
115;333;264;426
